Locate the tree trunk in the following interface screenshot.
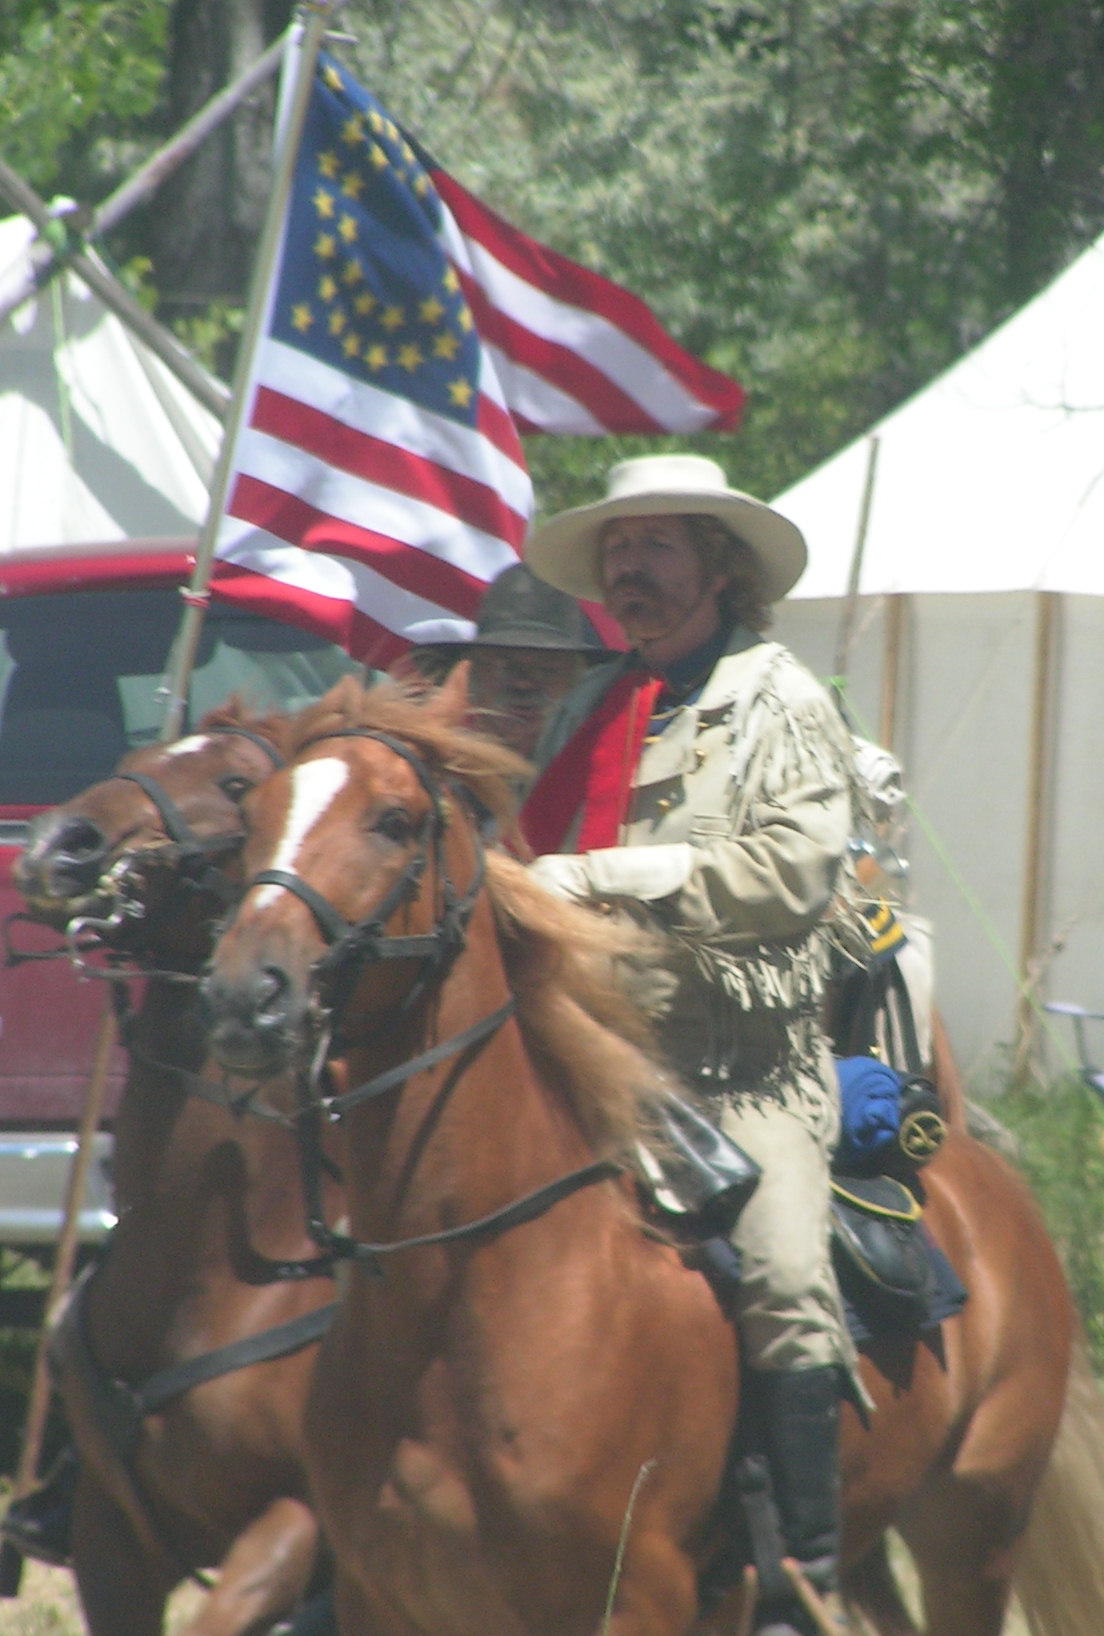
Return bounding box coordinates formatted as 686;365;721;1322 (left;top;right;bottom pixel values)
150;0;294;329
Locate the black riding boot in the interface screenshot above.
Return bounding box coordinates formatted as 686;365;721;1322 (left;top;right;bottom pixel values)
752;1365;842;1636
0;1444;77;1567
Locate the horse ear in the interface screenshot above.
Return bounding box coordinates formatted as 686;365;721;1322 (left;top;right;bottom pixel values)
433;659;471;726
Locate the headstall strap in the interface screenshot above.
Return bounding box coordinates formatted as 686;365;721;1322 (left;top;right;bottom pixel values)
111;769;242;912
250;867;356;948
108;724;285;912
113;770;208;856
240;727;480;1040
206;722;287;769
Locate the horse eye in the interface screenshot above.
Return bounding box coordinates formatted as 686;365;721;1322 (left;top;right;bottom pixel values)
375;807;414;844
219;775;253;803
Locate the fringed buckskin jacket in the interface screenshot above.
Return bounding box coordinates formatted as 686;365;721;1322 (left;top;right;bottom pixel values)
528;629;869;1136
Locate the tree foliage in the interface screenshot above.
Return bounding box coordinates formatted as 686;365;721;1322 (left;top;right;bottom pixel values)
4;0;1104;504
0;1;167;196
997;1075;1104;1370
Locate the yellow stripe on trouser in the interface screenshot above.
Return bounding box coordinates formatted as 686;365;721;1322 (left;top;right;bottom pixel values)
865;898;907;959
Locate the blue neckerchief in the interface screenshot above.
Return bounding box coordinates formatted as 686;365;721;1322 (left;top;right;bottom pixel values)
646;624;746;734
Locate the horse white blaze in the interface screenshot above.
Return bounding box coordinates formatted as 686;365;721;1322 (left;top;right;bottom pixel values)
161;733;210;758
253;758;349;909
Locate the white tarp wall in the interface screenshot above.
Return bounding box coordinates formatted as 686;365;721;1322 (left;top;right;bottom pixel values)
773;591;1104;1085
772;232;1104;1085
0;213;220;554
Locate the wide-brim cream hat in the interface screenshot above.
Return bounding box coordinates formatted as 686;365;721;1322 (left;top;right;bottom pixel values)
524;453;807;604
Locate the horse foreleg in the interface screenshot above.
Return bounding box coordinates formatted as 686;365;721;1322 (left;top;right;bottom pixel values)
72;1477;176;1636
841;1536;920;1636
897;1496;1018;1636
176;1497;323;1636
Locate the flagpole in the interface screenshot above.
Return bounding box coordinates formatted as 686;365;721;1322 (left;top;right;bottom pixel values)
159;0;341;740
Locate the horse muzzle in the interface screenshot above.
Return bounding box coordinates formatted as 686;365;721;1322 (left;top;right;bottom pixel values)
200;961;306;1079
15;811;117;925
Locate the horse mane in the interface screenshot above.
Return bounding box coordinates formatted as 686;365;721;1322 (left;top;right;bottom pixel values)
285;671;530;839
485;852;676;1159
287;675;676;1159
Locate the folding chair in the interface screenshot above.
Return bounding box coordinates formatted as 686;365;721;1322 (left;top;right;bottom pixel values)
1044;1001;1104;1100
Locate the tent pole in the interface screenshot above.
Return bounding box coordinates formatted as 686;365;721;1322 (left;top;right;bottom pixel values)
0;1002;117;1598
0;32;290;332
833;435;880;684
0;159;229;418
89;34;289;243
879;591;905;750
1014;590;1058;1075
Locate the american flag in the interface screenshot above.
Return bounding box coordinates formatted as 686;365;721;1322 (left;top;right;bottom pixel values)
211;52;744;666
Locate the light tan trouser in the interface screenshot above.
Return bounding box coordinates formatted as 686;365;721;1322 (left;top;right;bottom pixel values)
716;1095;849;1374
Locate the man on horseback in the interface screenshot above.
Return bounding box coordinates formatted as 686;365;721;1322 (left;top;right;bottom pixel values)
520;453;864;1636
463;561;609;758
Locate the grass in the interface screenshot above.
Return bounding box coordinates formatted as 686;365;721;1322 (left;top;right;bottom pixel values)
0;1557;205;1635
0;1550;1036;1634
0;1078;1088;1633
0;1562;83;1635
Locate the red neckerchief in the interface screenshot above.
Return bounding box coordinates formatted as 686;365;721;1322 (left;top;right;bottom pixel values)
520;669;662;854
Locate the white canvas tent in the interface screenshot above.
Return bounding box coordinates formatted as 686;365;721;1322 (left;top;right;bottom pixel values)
771;232;1104;1085
0;212;220;554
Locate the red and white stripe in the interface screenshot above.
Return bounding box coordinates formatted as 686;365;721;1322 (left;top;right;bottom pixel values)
210;65;743;667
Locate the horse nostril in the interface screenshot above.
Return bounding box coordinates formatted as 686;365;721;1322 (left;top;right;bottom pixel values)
200;962;297;1078
53;817;111;877
254;965;290;1021
200;965;290;1031
18;814;110;895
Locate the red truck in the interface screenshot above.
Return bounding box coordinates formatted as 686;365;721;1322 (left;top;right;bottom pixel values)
0;539;362;1322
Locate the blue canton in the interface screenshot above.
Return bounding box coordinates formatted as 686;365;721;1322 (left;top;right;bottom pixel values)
270;53;481;427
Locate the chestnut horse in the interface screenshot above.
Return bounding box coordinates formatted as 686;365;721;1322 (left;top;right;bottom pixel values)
14;702;340;1636
200;676;1104;1636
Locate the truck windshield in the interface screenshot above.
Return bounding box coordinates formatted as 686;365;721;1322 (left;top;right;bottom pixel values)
0;592;365;805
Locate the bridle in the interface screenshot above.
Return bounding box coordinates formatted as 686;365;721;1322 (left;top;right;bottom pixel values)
111;723;287;907
96;723;350;1285
3;724;285;978
227;726;621;1271
58;724;286;978
248;728;485;1042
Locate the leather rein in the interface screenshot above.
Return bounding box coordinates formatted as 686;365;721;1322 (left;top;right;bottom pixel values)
234;727;622;1272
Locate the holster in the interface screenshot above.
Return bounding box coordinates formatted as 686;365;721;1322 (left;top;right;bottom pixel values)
637;1094;761;1238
